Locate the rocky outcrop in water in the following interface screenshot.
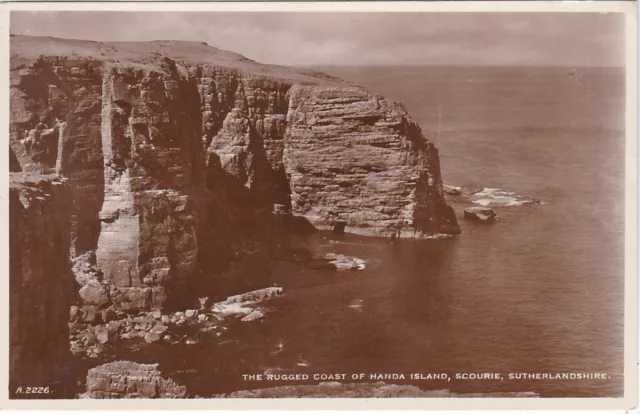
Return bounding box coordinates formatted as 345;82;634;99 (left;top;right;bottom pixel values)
464;207;497;223
82;361;186;398
325;253;366;270
9;35;459;320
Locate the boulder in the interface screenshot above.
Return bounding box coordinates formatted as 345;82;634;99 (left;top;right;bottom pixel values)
79;282;110;308
82;305;98;323
443;184;462;196
241;311;264;322
150;324;168;334
464;207;497;223
70;306;79;321
325;253;366;270
95;327;109;344
144;332;161;344
198;297;209;309
82;361;186;398
185;309;198;318
272;204;290;215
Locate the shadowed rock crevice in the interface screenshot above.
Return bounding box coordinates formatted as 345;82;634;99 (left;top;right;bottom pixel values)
9;174;77;398
10;147;22;172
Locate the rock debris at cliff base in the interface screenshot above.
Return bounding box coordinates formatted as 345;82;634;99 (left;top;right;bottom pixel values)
69;286;284;358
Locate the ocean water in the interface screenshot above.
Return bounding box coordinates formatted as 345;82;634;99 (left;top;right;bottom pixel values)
117;66;626;398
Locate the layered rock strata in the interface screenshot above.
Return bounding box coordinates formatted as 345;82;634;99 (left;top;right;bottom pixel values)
82;361;186;398
10;35;460;318
285;85;458;237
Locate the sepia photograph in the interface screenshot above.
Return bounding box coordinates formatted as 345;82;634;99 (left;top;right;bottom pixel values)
3;2;637;409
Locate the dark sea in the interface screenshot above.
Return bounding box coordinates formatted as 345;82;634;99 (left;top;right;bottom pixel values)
121;66;627;398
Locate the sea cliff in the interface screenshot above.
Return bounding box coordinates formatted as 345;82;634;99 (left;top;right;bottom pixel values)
9;35;459;393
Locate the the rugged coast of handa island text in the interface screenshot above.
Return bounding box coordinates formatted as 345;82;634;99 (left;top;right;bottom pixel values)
9;35;460;398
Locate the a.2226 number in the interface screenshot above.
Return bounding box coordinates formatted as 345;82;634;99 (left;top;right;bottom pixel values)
15;386;51;394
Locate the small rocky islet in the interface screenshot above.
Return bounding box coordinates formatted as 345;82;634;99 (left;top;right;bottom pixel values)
444;183;542;224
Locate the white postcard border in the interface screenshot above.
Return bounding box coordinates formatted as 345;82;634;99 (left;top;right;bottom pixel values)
0;1;636;410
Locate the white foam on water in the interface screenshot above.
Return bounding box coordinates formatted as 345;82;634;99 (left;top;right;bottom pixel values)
422;233;455;239
470;187;538;207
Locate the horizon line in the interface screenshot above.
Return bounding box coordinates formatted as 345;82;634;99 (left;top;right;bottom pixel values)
9;33;626;70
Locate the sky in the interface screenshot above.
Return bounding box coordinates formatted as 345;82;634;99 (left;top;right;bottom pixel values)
10;11;625;67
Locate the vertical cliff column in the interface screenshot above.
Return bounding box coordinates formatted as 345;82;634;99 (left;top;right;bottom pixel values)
96;68;141;296
96;65;202;311
10;174;75;398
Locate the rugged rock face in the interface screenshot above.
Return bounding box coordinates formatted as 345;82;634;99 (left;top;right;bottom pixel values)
285;85;458;237
95;64;203;312
82;361;186;398
9;173;76;397
9;35;459;316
